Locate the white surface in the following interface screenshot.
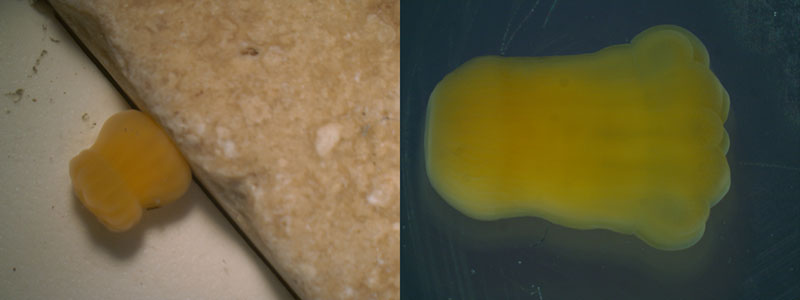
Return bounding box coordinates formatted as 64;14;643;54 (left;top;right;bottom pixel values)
0;1;293;299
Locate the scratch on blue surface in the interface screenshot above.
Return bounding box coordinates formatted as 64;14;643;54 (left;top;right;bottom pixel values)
530;284;544;300
499;5;517;54
738;161;800;172
500;0;541;55
542;0;560;28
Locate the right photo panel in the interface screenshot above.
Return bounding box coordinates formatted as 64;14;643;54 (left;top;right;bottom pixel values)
401;0;800;299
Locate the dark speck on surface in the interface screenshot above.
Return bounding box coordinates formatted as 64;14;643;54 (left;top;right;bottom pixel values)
32;50;48;75
241;47;259;56
6;89;24;103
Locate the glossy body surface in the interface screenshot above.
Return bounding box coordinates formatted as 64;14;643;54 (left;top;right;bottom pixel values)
70;110;191;232
425;25;730;250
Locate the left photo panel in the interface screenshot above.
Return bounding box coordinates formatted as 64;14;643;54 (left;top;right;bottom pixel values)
0;1;399;299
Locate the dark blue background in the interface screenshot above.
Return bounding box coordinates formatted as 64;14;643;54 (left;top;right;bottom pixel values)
401;0;800;299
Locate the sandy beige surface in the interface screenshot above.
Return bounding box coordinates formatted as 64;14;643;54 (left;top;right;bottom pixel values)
49;0;399;299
